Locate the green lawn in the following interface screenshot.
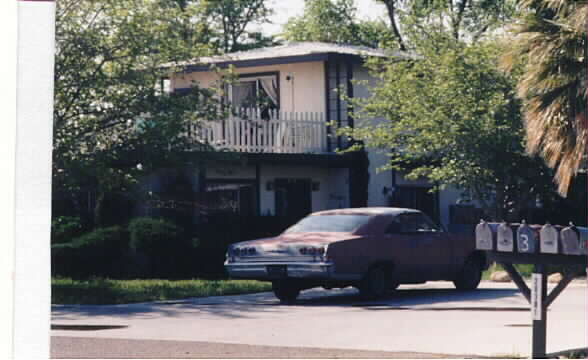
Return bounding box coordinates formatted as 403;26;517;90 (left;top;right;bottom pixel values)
52;277;272;305
482;263;534;280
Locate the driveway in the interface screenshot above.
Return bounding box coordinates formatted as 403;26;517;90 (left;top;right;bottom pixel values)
51;280;586;358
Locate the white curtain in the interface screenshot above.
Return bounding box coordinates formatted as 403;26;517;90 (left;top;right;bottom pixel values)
260;77;279;107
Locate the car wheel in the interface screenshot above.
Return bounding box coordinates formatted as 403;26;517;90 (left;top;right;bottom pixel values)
272;280;301;303
360;266;389;299
453;256;482;290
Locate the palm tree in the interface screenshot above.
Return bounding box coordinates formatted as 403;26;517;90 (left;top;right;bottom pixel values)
503;0;587;196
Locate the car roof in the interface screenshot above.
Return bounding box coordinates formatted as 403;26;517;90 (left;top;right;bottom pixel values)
310;207;421;216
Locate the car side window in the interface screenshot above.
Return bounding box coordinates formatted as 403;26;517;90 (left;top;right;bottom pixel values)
385;213;441;234
386;214;417;234
415;213;441;232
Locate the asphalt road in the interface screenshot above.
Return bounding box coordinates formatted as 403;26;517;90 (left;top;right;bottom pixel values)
51;281;587;358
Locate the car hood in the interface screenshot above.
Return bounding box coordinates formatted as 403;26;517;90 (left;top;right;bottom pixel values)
234;232;361;248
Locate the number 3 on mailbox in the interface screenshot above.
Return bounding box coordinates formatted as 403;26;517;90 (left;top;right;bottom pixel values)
517;223;536;253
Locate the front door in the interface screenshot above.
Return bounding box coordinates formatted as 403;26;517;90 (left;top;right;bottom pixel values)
275;178;312;224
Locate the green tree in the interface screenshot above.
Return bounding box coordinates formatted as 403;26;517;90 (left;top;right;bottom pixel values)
53;0;222;226
282;0;395;48
502;0;587;196
201;0;276;52
377;0;517;49
342;36;556;220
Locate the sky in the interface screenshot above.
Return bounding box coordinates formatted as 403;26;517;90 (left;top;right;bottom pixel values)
260;0;388;36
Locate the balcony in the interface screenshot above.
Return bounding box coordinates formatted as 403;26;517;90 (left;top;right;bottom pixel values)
187;109;329;154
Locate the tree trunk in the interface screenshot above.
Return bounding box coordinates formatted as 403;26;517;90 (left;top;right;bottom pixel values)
93;191;105;228
381;0;406;51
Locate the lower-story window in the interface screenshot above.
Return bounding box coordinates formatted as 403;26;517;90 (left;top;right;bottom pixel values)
205;180;257;216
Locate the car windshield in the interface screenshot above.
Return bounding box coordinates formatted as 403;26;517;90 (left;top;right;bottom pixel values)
284;214;371;233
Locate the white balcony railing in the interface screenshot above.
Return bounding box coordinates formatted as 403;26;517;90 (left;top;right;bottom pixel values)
188;108;328;154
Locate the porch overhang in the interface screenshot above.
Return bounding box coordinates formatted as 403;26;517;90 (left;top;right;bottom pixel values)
182;53;364;73
241;151;360;168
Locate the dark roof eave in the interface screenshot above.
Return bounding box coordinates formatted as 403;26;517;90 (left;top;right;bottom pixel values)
181;52;368;73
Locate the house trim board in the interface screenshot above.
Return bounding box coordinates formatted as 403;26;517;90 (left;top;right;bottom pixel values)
324;59;332;152
336;61;342;149
346;61;354;129
183;53;364;73
240;152;356;168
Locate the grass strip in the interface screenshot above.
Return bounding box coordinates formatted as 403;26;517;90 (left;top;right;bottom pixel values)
52;277;272;305
482;263;534;280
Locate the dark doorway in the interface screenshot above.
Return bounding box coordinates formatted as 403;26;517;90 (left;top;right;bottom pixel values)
275;178;312;224
390;186;439;223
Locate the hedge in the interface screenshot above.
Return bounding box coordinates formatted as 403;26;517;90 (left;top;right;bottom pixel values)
51;226;129;278
128;217;193;278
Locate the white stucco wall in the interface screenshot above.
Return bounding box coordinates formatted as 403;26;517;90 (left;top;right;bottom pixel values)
172;61;326;114
438;186;464;228
365;151;393;207
352;64;393;207
326;168;350;209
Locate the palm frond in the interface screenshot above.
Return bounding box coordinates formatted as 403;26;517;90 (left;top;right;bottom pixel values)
503;0;587;195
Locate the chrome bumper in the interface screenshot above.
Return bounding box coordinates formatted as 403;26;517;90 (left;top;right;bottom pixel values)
224;261;334;279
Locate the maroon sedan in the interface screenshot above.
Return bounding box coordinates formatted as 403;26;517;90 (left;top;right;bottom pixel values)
225;207;487;302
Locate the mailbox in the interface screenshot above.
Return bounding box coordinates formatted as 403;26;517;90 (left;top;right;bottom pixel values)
474;220;588;359
497;222;514;252
560;226;580;255
476;221;587;256
517;222;537;253
475;221;493;250
579;227;588;255
539;223;558;254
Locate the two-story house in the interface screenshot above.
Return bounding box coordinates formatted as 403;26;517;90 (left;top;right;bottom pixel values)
144;42;465;227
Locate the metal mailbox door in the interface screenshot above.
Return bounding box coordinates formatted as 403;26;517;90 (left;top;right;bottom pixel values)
517;223;537;253
540;224;558;254
497;222;514;252
560;226;581;255
475;222;493;250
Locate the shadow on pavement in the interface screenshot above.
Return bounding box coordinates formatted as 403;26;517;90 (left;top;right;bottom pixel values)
291;287;523;308
52;285;525;321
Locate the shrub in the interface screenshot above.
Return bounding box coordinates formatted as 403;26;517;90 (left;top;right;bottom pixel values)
51;216;84;244
51;226;129;278
128;217;190;278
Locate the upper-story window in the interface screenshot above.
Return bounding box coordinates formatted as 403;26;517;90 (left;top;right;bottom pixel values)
228;72;279;118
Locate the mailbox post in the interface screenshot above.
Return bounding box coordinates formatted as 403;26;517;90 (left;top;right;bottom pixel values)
476;221;587;358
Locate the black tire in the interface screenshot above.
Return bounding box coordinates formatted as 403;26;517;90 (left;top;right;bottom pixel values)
359;266;390;299
272;280;300;303
453;256;483;290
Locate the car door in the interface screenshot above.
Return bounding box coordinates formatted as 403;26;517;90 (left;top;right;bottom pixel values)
412;212;453;280
383;212;451;281
381;213;428;282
